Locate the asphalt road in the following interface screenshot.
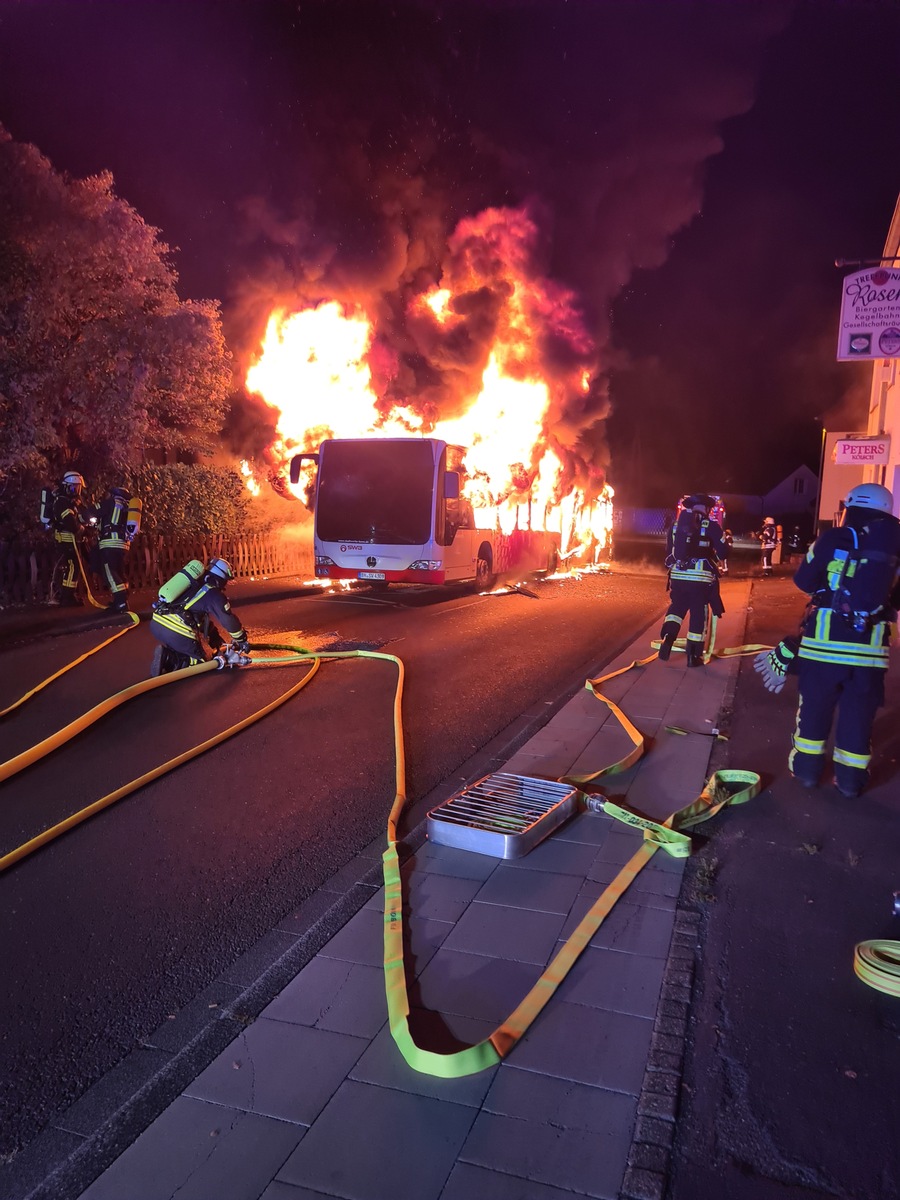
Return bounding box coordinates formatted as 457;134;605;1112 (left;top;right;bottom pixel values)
0;567;666;1159
671;576;900;1200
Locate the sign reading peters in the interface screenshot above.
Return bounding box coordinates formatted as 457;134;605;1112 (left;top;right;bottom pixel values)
832;436;892;465
837;267;900;361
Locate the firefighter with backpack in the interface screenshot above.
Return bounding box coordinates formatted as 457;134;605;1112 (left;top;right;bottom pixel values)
90;484;142;612
756;482;900;798
149;557;251;675
658;493;728;667
43;471;91;606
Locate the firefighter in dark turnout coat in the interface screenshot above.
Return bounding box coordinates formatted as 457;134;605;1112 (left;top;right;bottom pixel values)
788;482;900;798
658;494;728;667
93;486;132;611
52;471;89;605
150;558;250;670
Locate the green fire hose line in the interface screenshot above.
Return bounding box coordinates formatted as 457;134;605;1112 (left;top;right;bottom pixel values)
1;631;892;1059
0;612;140;719
854;941;900;997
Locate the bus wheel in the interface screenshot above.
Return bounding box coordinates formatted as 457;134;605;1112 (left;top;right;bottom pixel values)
475;548;495;590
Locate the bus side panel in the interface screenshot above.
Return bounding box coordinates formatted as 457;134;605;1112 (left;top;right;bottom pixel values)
441;528;481;581
492;528;560;575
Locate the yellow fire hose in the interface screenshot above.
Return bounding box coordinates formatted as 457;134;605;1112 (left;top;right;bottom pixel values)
854;941;900;997
0;627;893;1067
0;612;140;719
73;538;107;609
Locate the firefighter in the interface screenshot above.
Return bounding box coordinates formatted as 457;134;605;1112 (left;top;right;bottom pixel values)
149;557;250;673
788;482;900;798
720;529;734;574
93;485;133;612
758;516;779;575
51;471;90;606
658;494;727;667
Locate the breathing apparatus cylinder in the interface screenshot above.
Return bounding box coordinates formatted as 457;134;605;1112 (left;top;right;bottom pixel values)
39;487;55;529
126;496;143;539
158;559;204;604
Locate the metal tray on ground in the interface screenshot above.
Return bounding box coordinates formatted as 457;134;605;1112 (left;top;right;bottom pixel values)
426;772;580;859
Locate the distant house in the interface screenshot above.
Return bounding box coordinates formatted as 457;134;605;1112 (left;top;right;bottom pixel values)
762;465;819;520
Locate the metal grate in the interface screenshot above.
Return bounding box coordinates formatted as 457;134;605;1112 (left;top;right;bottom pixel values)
427;772;580;859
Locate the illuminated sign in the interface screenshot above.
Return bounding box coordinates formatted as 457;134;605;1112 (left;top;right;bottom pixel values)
833;436;891;464
837;268;900;361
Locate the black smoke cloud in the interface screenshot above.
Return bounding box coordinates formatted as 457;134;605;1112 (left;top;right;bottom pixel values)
0;0;788;487
218;0;788;481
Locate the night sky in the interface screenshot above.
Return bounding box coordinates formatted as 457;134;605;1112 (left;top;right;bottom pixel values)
2;0;898;503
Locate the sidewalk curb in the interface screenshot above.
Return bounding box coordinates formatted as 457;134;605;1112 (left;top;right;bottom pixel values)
618;586;751;1200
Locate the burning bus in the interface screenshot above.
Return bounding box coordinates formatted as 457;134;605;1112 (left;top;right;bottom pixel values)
240;207;615;578
291;437;578;589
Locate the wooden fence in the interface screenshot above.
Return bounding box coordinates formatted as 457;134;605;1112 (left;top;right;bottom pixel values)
0;530;315;606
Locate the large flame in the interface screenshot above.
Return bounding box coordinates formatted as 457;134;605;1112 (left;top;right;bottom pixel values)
243;206;613;558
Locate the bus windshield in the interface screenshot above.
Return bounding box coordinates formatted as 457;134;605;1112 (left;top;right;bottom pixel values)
316;440;436;545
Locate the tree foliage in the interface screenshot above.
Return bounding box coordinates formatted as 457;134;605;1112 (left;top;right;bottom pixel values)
131;464;251;537
0;125;233;499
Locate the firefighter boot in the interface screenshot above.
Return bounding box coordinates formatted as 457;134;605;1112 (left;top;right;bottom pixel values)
686;642;704;668
658;631;676;661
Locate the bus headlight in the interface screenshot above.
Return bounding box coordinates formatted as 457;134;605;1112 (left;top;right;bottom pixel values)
315;556;336;566
409;560;442;570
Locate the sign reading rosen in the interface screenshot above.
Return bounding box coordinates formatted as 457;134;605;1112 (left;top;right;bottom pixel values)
833;436;892;465
837;267;900;361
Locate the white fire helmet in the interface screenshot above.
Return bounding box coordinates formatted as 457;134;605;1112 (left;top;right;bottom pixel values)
62;471;85;494
206;557;233;586
843;482;893;514
764;516;775;524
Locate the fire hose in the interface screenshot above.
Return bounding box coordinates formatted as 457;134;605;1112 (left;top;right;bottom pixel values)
0;612;140;719
0;628;894;1065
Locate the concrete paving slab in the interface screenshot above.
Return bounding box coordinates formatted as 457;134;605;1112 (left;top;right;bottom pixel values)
461;1064;637;1198
260;958;387;1039
363;865;483;922
559;893;677;960
184;1019;367;1125
583;860;677;912
472;862;584;914
318;906;451;974
275;1080;476;1200
509;1000;653;1094
440;1160;584;1200
554;944;668;1019
502;835;600;876
567;724;640;778
442;900;565;964
349;1013;497;1107
553;809;616;845
259;1181;336;1200
411;945;542;1023
411;842;498;881
78;1095;304;1200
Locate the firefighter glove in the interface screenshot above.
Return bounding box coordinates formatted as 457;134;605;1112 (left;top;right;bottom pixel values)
753;636;799;694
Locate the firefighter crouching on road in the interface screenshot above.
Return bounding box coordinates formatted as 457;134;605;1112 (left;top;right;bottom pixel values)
781;482;900;799
52;471;90;606
658;494;727;668
150;558;251;673
92;485;136;612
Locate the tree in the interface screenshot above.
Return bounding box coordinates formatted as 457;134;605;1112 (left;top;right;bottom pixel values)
0;125;232;514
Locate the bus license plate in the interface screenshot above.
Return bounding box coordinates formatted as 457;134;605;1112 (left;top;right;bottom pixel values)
358;571;385;580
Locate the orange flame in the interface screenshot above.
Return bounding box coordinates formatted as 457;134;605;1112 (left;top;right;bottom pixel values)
243;206;611;554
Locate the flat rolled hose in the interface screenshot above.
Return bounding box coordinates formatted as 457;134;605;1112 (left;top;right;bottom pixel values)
854;940;900;997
